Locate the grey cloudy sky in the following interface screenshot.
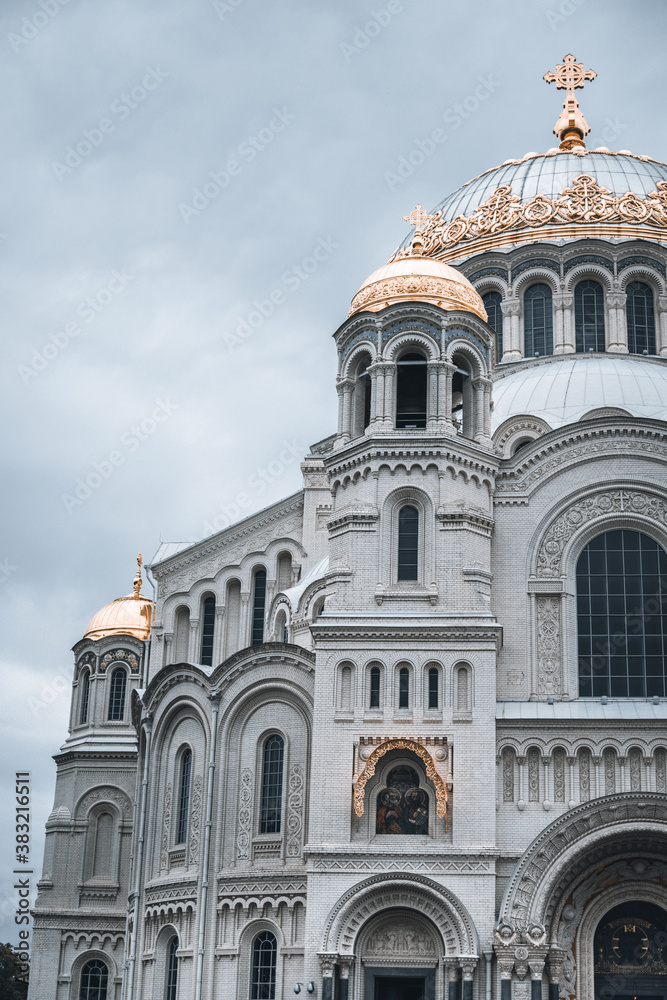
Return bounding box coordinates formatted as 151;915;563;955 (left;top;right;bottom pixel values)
1;0;666;942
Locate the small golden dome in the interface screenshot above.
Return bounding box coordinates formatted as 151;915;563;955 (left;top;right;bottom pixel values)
83;555;154;642
348;255;487;321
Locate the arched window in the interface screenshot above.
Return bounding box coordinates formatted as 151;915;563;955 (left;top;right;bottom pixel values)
398;667;410;709
428;667;439;709
352;354;372;437
107;667;126;721
176;748;192;845
577;529;667;697
524;283;553;357
252;569;267;646
91;811;114;880
575;279;605;352
225;579;241;657
200;595;216;666
376;765;429;835
369;666;381;708
275;609;288;643
251;931;277;1000
482;290;503;358
626;280;656;354
79;669;90;725
165;936;179;1000
451;352;473;436
174;606;190;662
260;735;284;834
456;666;469;712
80;959;108;1000
340;665;352;711
397;505;419;581
396;351;427;428
276;552;293;591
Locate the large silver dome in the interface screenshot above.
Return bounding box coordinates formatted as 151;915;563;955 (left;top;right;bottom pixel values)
491;354;667;432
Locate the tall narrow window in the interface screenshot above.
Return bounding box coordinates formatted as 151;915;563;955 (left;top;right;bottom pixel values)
575;279;605;352
524;283;553;357
92;812;113;879
626;281;656;354
107;667;126;721
352;355;372;437
483;290;503;358
260;735;284;834
396;352;427;428
428;667;439;709
251;931;277;1000
80;960;108;1000
252;570;267;646
200;595;216;666
79;669;90;725
398;667;410;709
340;665;352;710
577;529;667;697
456;667;469;712
176;748;192;845
397;505;419;581
369;666;381;708
165;937;179;1000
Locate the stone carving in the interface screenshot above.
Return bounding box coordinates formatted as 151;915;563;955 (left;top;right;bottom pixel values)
237;768;253;861
76;785;131;820
99;648;139;673
603;748;616;794
348;272;486;320
76;651;97;675
656;747;667;792
578;749;590;801
353;738;447;820
395;174;667;261
286;764;304;859
160;783;172;873
537;490;667;578
309;857;489;873
553;748;565;802
187;775;203;866
536;597;562;695
503;749;515;802
513;983;530;1000
629;747;642;791
364;922;437;958
528;748;540;802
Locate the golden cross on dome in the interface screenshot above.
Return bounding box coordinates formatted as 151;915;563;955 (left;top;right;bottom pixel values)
133;553;143;596
403;203;434;233
544;53;596;99
543;53;597;150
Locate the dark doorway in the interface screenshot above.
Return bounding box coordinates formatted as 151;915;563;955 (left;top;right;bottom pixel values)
374;977;426;1000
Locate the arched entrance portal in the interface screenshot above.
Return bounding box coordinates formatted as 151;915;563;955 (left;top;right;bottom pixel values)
360;908;439;1000
594;901;667;1000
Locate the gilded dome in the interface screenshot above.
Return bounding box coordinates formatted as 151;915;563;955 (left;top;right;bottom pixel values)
396;149;667;263
348;254;487;321
83;556;154;641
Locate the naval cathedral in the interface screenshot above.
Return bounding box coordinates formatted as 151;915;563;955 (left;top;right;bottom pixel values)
29;57;667;1000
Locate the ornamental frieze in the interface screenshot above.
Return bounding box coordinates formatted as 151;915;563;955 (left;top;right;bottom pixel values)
396;175;667;261
99;648;139;673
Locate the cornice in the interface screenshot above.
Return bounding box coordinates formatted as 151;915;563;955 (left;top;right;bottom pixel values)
150;492;304;579
326;437;499;481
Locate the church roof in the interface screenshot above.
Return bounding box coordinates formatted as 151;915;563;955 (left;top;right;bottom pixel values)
491;354;667;432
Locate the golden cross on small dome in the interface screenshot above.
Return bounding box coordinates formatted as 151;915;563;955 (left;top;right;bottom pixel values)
133;553;143;596
403;204;434;233
543;53;597;151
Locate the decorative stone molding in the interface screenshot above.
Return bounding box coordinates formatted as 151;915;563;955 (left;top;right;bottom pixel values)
187;775;203;866
536;489;667;577
100;648;139;673
348;271;487;322
286;764;304;859
353;737;448;819
307;856;490;874
75;785;132;821
536;596;562;696
160;783;172;874
236;769;253;861
395;174;667;262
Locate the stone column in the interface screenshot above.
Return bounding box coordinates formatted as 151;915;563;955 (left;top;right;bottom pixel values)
501;299;521;360
445;959;460;1000
593;755;601;799
498;959;514;1000
483;951;493;1000
618;755;627;792
214;608;225;664
607;291;628;353
657;295;667;355
368;361;385;428
240;593;251;647
529;955;546;1000
440;361;456;433
188;619;200;664
383;363;395;428
341;379;354;439
553;293;574;353
460;958;477;1000
644;755;654;792
542;756;552;811
335;380;347;446
517;756;526;811
427;360;439;429
473;377;493;447
338;957;353;1000
547;948;567;1000
318;954;337;1000
163;633;173;666
567;755;577;808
